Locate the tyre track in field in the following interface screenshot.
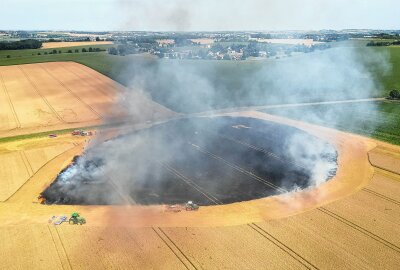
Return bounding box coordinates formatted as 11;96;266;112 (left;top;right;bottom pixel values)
19;150;34;176
0;70;21;129
361;187;400;206
158;160;222;205
152;227;199;270
248;223;319;270
18;66;67;124
188;142;287;193
38;64;103;120
59;64;114;102
6;143;78;203
318;207;400;254
209;130;308;170
47;225;73;270
188;139;400;255
90;162;136;204
63;64;117;100
18;150;32;178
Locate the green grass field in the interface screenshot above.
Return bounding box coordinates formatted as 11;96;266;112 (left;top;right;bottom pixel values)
0;44;113;65
262;100;400;145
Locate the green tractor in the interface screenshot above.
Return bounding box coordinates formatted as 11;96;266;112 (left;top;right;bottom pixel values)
69;212;86;225
185;201;199;211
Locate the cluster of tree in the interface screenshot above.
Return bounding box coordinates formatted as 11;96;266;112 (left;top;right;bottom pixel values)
389;89;400;99
126;37;158;44
174;37;194;46
250;33;272;39
108;45;140;56
0;39;42;50
367;40;400;47
375;33;400;39
82;47;104;52
34;47;103;56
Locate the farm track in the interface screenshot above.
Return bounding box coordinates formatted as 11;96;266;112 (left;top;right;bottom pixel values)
370;162;400;178
18;66;66;124
153;227;199;270
361;187;400;206
318;207;400;254
189;142;287;193
39;64;103;120
194;98;385;117
373;167;400;182
248;223;319;270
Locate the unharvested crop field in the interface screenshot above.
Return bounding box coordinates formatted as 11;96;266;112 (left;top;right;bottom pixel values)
0;62;173;139
41;41;113;49
0;62;122;137
0;135;84;201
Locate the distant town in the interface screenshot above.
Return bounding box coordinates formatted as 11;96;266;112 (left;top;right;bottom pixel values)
1;29;399;61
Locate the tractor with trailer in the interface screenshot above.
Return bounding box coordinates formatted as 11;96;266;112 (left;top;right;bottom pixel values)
165;201;199;212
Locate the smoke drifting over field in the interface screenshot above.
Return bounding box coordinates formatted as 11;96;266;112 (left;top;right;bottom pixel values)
44;36;390;205
43;43;389;204
43;117;337;205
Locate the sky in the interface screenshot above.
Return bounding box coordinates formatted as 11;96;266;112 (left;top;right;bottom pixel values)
1;0;399;31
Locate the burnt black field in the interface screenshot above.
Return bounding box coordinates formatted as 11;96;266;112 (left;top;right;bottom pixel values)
42;116;338;206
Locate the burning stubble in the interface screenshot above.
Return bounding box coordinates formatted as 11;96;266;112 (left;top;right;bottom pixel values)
42;117;337;205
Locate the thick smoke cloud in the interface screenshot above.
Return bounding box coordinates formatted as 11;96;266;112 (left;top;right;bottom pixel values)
43;34;390;206
112;46;390;114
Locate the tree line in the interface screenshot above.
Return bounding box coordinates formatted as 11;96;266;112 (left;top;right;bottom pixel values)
389;90;400;99
366;40;400;47
0;39;42;50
